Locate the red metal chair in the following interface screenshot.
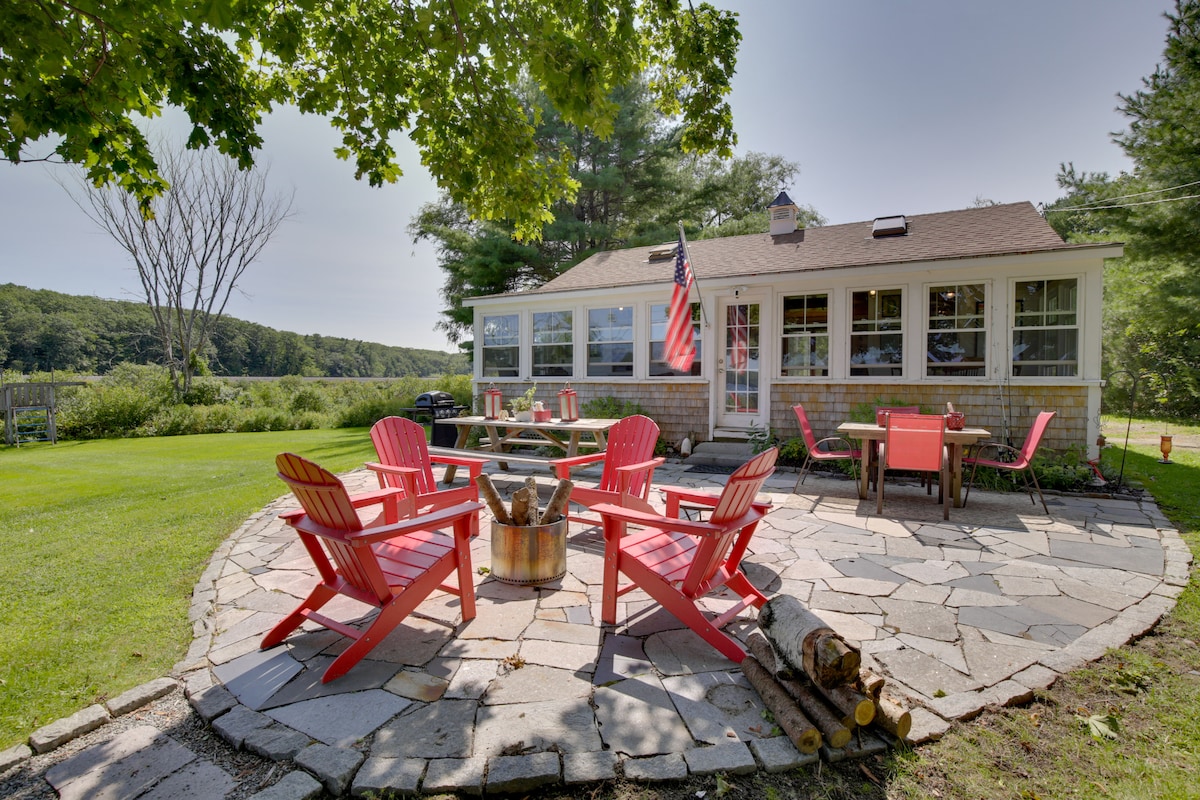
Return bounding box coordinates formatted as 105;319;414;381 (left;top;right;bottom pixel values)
963;411;1057;514
593;448;778;663
877;413;949;520
263;453;479;682
367;416;488;536
551;414;664;522
792;404;860;490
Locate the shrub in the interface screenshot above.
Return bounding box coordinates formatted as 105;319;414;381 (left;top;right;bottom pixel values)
237;408;295;432
777;437;807;467
289;386;328;414
581;396;646;419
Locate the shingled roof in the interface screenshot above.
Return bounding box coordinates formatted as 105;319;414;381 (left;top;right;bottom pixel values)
502;201;1100;298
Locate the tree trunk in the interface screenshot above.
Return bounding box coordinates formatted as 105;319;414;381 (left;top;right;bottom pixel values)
740;655;822;754
758;595;860;688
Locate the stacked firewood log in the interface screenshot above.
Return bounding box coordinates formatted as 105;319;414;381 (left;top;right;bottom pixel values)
475;474;573;525
741;595;912;760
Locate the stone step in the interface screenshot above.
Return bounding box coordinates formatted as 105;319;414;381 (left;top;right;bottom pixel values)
686;440;755;467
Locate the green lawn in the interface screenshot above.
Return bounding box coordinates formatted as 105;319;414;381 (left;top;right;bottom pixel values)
0;430;376;747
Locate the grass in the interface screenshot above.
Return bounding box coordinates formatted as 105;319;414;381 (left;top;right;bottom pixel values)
0;429;376;747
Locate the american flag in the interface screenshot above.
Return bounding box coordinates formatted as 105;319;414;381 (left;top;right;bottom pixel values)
729;304;749;371
663;232;695;372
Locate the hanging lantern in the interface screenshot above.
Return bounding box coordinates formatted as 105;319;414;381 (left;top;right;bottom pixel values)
557;382;579;422
484;383;504;420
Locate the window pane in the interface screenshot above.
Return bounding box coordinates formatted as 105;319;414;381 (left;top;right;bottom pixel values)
850;289;902;376
587;306;633;376
926;284;986;377
781;294;829;376
649;303;701;376
482;314;520;377
532;310;572;377
1011;279;1078;376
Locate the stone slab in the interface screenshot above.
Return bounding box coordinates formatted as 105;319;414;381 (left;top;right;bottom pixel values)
682;740;756;776
265;689;408;747
45;725;195;800
295;743;365;796
30;704;111;754
485;751;561;794
212;704;274;749
563;751;619;784
213;648;305;711
351;756;425;797
245;770;323;800
623;753;689;781
137;758;236;800
422;757;486;796
594;676;695;756
749;735;817;772
105;677;178;717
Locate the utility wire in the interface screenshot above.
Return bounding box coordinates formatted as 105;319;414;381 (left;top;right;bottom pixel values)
1044;192;1200;213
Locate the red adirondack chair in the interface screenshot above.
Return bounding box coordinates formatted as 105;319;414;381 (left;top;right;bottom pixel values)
263;453;480;683
963;410;1057;514
551;414;664;522
367;416;488;536
876;413;948;520
593;447;778;663
792;404;861;490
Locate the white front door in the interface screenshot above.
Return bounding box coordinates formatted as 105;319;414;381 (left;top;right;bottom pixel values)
716;298;764;428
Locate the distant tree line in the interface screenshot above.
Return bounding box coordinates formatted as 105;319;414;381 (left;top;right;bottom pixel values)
0;284;467;378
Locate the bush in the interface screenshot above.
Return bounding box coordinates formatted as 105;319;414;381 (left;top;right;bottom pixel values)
777;437;807;467
581;396;646;419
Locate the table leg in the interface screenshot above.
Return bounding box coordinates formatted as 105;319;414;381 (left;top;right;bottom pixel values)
441;426;473;485
486;425;510;471
592;430;608;452
857;442;874;500
947;442;964;507
566;431;583;457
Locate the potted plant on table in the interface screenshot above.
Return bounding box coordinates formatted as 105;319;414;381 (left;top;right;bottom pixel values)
509;384;538;422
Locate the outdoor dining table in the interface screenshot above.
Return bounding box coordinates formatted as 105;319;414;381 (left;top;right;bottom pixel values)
433;415;619;482
836;421;992;508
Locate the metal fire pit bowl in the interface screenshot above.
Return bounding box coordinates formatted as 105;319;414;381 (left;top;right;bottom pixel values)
490;516;567;585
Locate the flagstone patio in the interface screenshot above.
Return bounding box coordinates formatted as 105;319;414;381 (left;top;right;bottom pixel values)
179;461;1191;795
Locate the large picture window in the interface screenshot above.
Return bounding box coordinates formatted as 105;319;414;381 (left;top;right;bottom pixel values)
531;311;573;376
781;293;829;377
481;314;519;377
649;302;701;376
850;288;903;376
927;284;986;376
587;306;633;377
1012;278;1078;376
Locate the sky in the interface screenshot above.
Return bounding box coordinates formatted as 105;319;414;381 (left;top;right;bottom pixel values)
0;1;1177;353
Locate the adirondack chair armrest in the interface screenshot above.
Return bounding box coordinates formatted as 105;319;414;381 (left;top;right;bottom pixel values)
428;452;488;477
364;462;422;480
591;502;719;536
293;500;483;545
551;451;607;479
614;457;666;493
661;486;721;508
348;486;409;509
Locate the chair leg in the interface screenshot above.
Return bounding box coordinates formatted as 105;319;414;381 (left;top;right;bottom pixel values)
963;460;981;507
260;584;337;649
795;455;813;490
876;458;885;514
1026;468;1050;515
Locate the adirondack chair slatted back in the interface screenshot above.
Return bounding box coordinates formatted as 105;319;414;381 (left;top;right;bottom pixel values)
883;413;945;472
370;416;438;495
275;453;391;604
597;415;660;497
680;448;777;597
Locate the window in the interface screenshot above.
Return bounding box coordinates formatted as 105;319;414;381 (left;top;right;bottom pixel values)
927;284;986;376
1012;278;1078;377
531;311;573;376
481;314;519;377
649;302;701;376
780;293;829;377
850;288;903;376
587;306;634;377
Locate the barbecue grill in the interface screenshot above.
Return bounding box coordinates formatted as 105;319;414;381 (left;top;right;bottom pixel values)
413;391;467;447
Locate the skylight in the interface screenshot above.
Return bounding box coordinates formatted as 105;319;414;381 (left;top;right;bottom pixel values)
872;215;907;237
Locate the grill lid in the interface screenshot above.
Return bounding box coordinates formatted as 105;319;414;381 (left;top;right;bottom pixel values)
415;391;455;407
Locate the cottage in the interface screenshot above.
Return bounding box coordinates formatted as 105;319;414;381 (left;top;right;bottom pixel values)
465;197;1122;457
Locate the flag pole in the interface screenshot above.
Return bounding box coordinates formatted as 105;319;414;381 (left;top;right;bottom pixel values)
677;221;709;327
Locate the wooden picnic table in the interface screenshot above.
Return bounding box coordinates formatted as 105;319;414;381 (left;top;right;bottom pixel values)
837;421;992;508
433;416;619;483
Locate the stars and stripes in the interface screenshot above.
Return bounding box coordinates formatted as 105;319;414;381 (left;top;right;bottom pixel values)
664;232;696;372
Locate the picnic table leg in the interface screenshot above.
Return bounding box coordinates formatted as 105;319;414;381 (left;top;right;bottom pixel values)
592;430;608;452
441;425;473;485
486;425;511;471
566;431;583;457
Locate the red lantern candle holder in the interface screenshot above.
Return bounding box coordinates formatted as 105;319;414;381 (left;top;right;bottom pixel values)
558;383;579;422
484;384;504;420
